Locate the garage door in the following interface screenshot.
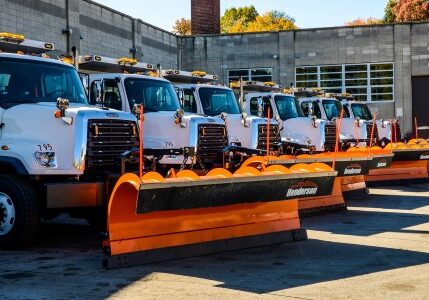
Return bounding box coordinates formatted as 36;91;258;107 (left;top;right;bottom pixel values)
412;76;429;138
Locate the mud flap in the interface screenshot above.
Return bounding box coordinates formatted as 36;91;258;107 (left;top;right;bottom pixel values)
103;171;336;269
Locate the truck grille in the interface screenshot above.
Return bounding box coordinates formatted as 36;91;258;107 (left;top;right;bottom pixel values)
257;124;281;151
86;119;139;170
324;123;337;152
366;122;379;142
197;124;228;164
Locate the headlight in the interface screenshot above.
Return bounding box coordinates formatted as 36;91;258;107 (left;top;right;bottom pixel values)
34;152;57;168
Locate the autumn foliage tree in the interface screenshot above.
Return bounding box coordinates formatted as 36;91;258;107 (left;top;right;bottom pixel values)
394;0;429;21
346;0;429;26
173;5;297;34
173;18;192;35
220;5;259;33
221;6;297;33
245;11;297;32
345;17;383;26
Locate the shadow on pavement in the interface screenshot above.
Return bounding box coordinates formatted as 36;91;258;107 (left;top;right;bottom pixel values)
345;183;429;211
1;219;429;297
303;209;429;237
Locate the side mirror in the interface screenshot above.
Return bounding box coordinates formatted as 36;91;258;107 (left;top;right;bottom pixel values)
311;115;318;128
174;108;185;125
257;97;263;117
56;97;69;117
241;112;249;127
355;117;361;127
177;88;185;106
132;104;143;117
310;107;315;117
56;97;73;125
91;80;106;106
79;72;90;97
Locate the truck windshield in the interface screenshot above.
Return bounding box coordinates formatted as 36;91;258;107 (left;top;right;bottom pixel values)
198;87;240;116
0;58;87;108
124;78;180;112
351;103;373;120
274;95;304;120
322;99;343;120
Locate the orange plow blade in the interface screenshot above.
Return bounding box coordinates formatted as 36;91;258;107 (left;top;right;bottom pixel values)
103;165;336;268
365;146;429;183
266;153;374;215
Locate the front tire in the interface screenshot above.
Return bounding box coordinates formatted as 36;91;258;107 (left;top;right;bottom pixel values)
0;174;40;248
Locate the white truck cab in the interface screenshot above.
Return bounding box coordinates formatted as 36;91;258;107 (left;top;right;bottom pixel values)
234;81;337;153
78;56;228;169
0;34;139;247
162;70;281;155
340;97;401;144
298;95;378;148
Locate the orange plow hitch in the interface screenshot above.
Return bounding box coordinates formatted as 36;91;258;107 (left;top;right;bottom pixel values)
103;165;336;269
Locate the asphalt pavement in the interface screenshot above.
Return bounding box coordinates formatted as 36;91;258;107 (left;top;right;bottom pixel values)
0;183;428;299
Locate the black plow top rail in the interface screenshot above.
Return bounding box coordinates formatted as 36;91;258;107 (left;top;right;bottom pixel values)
136;172;337;214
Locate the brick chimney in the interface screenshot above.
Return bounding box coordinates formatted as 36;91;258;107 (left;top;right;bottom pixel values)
191;0;220;35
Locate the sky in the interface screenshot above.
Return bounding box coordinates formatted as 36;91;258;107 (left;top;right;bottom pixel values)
93;0;388;31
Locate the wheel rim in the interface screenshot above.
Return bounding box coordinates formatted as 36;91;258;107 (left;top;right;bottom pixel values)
0;192;15;236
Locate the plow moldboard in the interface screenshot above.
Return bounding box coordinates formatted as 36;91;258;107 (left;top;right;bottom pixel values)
104;172;336;268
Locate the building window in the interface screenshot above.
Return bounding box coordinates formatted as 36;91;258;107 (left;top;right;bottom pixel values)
228;68;273;83
295;63;394;102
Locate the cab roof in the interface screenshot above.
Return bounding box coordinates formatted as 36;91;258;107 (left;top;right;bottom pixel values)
0;52;73;68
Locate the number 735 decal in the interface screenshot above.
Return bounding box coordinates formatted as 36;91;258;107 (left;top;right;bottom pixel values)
37;144;53;151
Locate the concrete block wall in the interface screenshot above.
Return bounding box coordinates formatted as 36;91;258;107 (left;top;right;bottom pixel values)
178;23;429;134
180;32;283;85
0;0;68;52
0;0;178;68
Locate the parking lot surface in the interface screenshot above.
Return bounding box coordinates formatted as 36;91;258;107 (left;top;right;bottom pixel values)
1;183;428;300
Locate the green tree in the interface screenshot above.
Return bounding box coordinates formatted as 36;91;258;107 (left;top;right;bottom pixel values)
383;0;398;23
220;5;259;33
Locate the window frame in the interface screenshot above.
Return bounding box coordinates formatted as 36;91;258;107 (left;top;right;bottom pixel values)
228;68;273;84
295;62;395;103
